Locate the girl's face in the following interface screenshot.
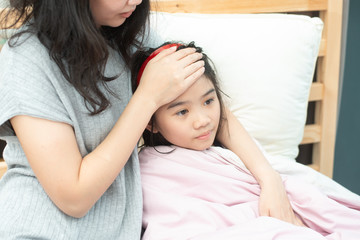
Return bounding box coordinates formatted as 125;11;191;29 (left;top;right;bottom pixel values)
151;75;221;151
89;0;143;28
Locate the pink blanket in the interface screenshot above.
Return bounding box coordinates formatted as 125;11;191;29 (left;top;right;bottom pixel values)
139;146;360;240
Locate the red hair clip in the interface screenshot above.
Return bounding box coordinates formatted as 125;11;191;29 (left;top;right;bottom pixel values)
136;43;182;87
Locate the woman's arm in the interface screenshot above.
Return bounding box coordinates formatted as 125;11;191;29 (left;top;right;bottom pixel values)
11;94;154;218
217;108;304;226
11;47;205;218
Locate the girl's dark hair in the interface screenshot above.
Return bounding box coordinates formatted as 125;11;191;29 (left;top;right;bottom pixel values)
131;41;227;148
1;0;150;115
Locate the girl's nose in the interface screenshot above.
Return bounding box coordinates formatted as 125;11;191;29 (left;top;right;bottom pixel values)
193;113;211;129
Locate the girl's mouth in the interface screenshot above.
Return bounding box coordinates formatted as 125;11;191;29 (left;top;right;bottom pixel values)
196;131;211;140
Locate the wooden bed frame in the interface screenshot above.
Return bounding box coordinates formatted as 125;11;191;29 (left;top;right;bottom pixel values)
0;0;343;179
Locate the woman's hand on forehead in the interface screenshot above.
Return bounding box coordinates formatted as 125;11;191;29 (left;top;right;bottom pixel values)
136;46;205;109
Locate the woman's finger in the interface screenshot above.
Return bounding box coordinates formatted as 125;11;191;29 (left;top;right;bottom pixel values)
183;66;205;87
294;215;306;227
179;51;203;68
150;45;179;61
152;46;196;62
171;47;198;60
183;58;205;78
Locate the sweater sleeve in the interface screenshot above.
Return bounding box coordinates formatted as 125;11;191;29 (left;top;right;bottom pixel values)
0;36;72;139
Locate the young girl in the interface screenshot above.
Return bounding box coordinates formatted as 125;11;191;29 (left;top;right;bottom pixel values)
133;42;360;239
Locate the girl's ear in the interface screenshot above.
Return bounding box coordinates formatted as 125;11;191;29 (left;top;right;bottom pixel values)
146;121;159;133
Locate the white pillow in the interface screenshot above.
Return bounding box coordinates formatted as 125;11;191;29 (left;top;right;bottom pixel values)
146;12;323;162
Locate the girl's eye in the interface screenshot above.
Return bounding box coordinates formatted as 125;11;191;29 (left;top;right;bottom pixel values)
176;109;188;116
204;98;214;106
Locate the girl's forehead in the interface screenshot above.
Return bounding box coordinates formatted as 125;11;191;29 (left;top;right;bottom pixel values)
156;77;213;113
171;76;215;101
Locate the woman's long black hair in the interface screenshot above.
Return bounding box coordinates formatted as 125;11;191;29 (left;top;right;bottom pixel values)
1;0;150;115
131;41;227;148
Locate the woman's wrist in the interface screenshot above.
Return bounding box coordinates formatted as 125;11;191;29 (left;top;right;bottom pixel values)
256;167;282;188
132;88;159;114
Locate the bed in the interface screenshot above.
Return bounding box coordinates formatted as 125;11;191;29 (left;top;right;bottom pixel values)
139;4;360;239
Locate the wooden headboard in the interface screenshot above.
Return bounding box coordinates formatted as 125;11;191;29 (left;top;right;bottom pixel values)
0;0;343;179
149;0;343;178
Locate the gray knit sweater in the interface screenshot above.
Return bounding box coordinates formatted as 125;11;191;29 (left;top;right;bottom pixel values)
0;33;142;239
